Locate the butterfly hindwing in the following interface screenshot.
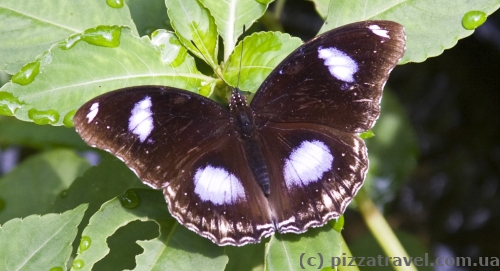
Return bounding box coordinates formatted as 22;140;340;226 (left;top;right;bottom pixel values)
165;134;274;245
257;122;367;233
251;20;405;133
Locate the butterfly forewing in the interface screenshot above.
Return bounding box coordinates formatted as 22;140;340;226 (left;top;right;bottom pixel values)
74;87;231;189
251;20;406;133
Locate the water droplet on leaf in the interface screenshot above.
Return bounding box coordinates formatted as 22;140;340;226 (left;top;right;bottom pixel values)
106;0;124;8
255;0;272;4
72;259;84;270
60;34;82;50
49;267;64;271
59;189;69;198
12;61;40;85
79;236;92;252
82;25;122;48
119;189;140;209
462;11;487;30
0;92;24;116
28;109;60;125
63;110;77;127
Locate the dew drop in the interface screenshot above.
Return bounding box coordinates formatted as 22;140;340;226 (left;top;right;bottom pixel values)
0;92;23;116
79;236;92;252
119;189;140;209
60;34;82;50
106;0;124;8
63;109;77;127
49;266;64;271
28;109;60;125
82;25;122;48
59;189;68;198
462;11;487;30
11;61;40;85
72;259;84;270
255;0;272;4
0;198;6;213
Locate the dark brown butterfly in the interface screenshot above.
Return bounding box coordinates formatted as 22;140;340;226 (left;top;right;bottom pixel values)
74;20;406;246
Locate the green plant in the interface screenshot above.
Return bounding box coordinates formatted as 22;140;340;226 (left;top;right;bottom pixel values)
0;0;498;270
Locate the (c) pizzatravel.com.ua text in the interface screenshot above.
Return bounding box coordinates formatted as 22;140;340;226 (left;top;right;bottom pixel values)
299;253;499;268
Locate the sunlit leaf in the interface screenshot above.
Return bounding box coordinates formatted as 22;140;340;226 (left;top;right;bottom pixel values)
1;27;209;126
0;0;137;74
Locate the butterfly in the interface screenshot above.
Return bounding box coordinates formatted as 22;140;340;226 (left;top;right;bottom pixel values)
74;20;406;246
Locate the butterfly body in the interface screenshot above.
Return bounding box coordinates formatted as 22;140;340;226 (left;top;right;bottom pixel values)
74;20;406;246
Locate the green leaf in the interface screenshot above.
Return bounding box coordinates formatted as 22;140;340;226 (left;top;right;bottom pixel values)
0;204;88;271
1;27;209;126
0;149;90;224
0;0;138;74
126;0;171;36
225;242;266;271
223;31;302;92
0;116;88;149
72;189;227;271
307;0;330;19
365;91;418;206
199;0;273;60
266;226;341;271
166;0;219;69
319;0;500;63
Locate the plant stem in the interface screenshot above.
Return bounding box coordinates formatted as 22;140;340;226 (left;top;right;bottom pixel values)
273;0;286;21
354;187;417;271
338;235;360;271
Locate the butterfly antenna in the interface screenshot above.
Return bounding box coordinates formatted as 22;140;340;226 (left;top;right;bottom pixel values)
190;40;224;80
236;25;246;90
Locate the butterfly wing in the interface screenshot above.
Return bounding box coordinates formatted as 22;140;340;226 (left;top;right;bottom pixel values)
251;21;405;232
74;86;274;245
258;122;367;233
251;20;406;133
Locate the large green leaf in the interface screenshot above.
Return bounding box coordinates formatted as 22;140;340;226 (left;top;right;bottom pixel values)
72;189;228;271
199;0;273;60
0;0;137;74
266;225;341;271
319;0;500;63
165;0;219;69
223;31;302;92
0;27;210;126
0;204;87;271
0;149;90;224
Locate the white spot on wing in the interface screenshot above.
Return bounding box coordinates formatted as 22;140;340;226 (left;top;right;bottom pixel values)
194;165;244;205
368;25;390;38
318;47;358;83
283;140;334;188
128;96;154;143
86;102;99;123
